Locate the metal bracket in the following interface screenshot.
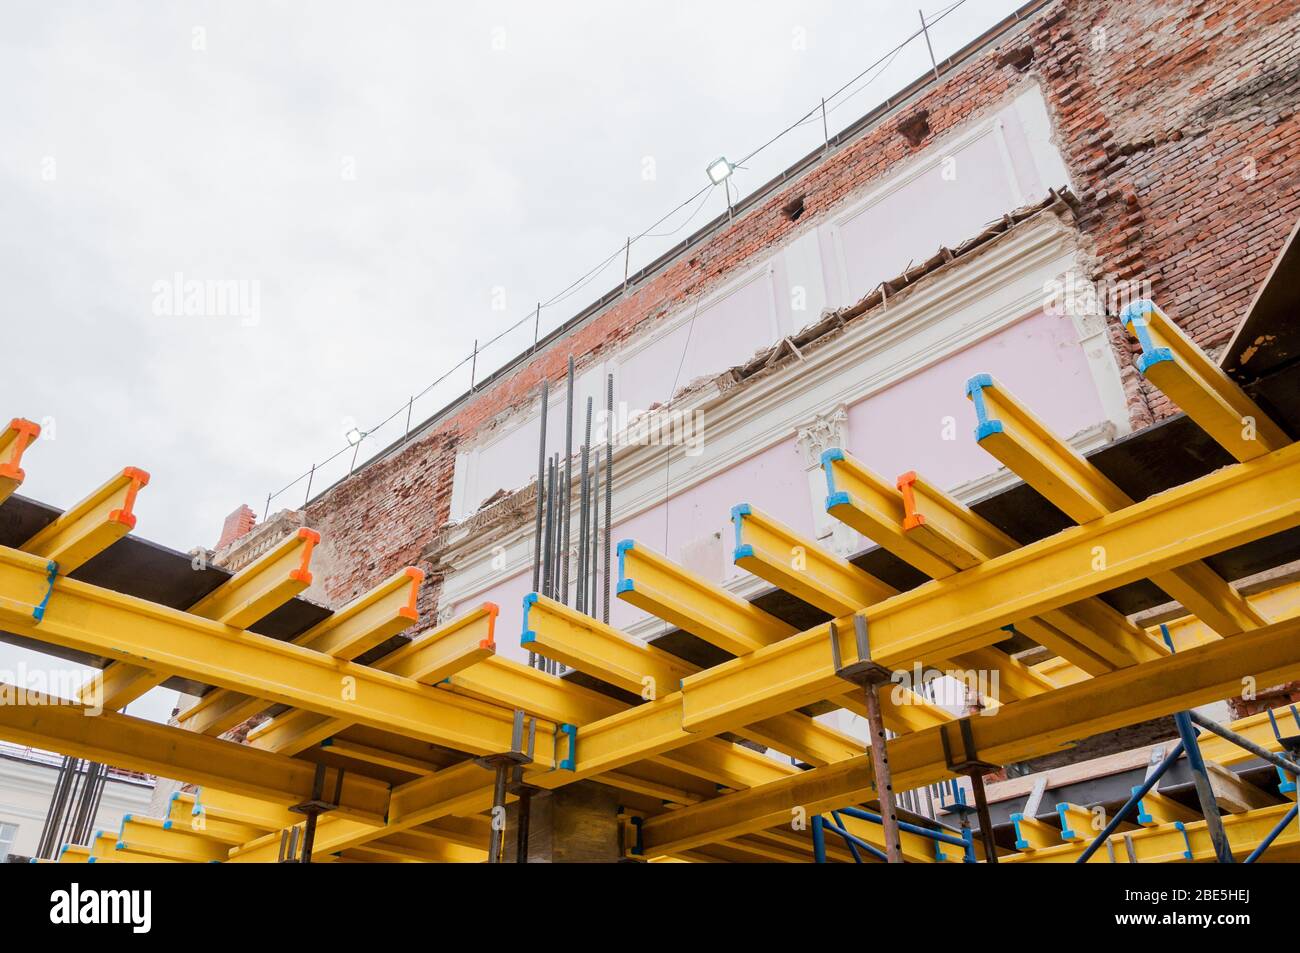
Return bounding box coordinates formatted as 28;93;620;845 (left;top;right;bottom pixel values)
474;709;538;770
290;763;345;816
828;615;893;686
939;718;998;774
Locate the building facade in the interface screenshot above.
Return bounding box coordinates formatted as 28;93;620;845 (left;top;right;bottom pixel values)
224;0;1300;694
0;743;154;862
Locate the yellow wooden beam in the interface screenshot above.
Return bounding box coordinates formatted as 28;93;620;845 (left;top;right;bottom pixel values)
21;467;149;573
92;526;323;710
965;373;1266;636
0;418;40;504
1122;299;1290;462
0;546;552;760
639;610;1300;856
246;603;498;756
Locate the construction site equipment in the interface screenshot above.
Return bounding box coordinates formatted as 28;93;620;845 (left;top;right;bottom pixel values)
4;284;1300;863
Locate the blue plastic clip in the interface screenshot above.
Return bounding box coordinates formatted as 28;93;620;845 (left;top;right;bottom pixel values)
558;723;577;771
32;560;57;622
1173;820;1194;860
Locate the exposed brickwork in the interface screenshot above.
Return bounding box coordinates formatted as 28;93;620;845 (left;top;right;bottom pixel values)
214;504;257;551
304;0;1300;620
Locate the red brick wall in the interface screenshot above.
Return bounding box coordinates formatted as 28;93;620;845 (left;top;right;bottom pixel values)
305;0;1300;617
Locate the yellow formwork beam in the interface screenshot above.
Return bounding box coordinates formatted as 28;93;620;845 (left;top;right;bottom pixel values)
1005;801;1300;863
165;792;263;844
639;610;1300;856
116;816;229;863
821;451;1116;675
523;593;693;697
93;526;324;711
1122;299;1290;463
228;760;496;862
440;648;825;795
56;845;93;863
965;374;1266;636
1134;790;1200;827
190;526;320;629
361;829;487;864
247;603;498;755
824;448;1165;674
730;503;893;610
21;467;149;573
897;468;1166;666
0;418;40;504
727;508;1052;703
616;538;792;656
0;685;390;824
85;829;179;864
542;441;1300;800
194;786;299;830
1009;813;1062;852
522;592;866;766
178;566;426;736
0;545;555;761
621;535;965;719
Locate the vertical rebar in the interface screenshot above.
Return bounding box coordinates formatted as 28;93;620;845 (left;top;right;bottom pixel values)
577;397;593;612
542;456;556;600
591;448;600;619
603;373;614;624
532;381;549;593
561;357;574;605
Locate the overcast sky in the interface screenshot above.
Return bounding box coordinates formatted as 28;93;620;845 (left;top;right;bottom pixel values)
0;0;1025;721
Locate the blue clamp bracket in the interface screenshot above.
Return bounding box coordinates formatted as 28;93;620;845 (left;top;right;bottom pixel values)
1133;786;1156;825
730;503;753;562
964;374;1003;442
1173;820;1194;860
32;560;58;622
1118;299;1173;375
616;539;636;595
520;592;539;646
1055;803;1078;842
558;723;577;771
1009;812;1031;851
820;448;851;513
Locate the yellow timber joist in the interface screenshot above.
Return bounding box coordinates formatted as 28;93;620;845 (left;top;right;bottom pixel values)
964;372;1266;636
821;448;1166;675
0;543;557;761
726;506;1054;703
1122;299;1290;464
556;439;1300;795
179;566;428;736
0;418;40;505
639;610;1300;856
89;526;323;711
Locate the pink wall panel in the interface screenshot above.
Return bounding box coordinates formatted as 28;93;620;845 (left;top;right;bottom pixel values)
844;308;1104;489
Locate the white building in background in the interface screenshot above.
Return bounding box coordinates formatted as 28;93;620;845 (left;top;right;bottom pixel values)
0;742;154;861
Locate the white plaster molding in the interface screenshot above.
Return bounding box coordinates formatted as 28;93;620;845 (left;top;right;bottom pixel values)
438;214;1107;611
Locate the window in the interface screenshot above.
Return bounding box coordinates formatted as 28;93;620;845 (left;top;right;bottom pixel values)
0;822;18;861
